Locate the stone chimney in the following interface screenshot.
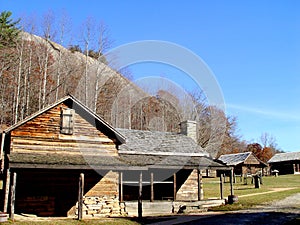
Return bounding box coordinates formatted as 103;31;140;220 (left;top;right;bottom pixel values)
180;120;197;143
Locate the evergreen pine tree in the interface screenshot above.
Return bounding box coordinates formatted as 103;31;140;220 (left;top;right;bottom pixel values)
0;11;20;48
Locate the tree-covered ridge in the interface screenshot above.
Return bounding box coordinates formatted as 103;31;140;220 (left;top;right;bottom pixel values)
0;11;281;159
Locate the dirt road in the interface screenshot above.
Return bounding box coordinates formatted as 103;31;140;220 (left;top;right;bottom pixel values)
149;193;300;225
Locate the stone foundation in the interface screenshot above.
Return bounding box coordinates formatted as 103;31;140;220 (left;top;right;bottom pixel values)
69;171;127;218
73;196;127;218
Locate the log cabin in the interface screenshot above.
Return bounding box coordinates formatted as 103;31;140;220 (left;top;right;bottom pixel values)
268;152;300;175
0;95;227;218
217;152;267;177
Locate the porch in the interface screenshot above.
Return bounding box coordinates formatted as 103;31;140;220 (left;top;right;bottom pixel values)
124;199;225;217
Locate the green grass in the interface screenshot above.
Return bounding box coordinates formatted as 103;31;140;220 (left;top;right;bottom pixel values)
203;174;300;211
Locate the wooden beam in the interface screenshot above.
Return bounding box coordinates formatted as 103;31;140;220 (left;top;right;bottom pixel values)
78;173;84;220
122;181;173;184
9;163;149;171
230;168;234;196
219;174;224;200
173;173;177;201
138;171;142;220
3;169;10;213
0;132;5;172
150;172;154;202
233;171;236;183
10;172;17;221
119;172;123;202
198;169;204;201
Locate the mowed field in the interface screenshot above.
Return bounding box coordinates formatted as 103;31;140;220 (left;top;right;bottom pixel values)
1;174;300;224
204;174;300;211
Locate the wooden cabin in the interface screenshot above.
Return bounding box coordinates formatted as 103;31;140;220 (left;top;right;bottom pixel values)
268;152;300;175
0;95;127;217
218;152;267;176
0;95;227;218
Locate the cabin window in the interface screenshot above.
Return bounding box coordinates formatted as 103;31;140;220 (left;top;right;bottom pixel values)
60;108;75;135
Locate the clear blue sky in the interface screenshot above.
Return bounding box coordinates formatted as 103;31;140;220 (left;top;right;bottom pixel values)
2;0;300;152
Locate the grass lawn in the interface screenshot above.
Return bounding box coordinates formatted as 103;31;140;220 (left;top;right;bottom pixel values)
203;174;300;211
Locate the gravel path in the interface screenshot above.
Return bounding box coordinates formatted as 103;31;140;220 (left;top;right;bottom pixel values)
252;192;300;213
150;193;300;225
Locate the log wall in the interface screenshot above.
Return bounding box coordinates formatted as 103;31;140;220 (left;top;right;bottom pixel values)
244;154;261;165
70;171;127;218
176;169;198;201
10;103;118;157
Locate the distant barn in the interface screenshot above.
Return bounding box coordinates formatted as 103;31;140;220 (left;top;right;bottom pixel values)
218;152;267;176
268;152;300;175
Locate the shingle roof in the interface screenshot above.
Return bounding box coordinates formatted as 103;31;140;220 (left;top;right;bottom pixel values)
115;128;228;169
119;154;227;169
116;128;208;156
218;152;252;166
268;152;300;163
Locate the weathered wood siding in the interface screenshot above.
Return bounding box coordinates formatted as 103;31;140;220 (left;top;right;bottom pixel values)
10;103;118;157
241;165;261;175
244;154;260;165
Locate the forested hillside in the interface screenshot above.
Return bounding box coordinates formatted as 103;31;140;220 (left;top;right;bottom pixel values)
0;11;279;159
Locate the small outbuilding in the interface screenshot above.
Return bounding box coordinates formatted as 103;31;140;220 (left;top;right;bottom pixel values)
268;152;300;175
217;152;268;176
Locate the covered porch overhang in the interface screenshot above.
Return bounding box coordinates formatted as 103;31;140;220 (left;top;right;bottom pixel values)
5;152;231;218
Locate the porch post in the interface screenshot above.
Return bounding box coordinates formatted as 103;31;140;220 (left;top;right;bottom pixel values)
0;132;5;172
78;173;84;220
10;172;17;221
219;173;224;199
230;168;234;196
233;171;236;183
138;171;143;219
197;169;204;201
150;172;154;202
173;173;177;201
3;169;10;213
119;172;123;202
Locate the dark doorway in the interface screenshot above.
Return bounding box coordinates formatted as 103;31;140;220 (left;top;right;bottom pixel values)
13;169;102;216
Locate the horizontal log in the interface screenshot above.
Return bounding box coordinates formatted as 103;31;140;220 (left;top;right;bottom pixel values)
12;138;115;147
11;149;118;157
